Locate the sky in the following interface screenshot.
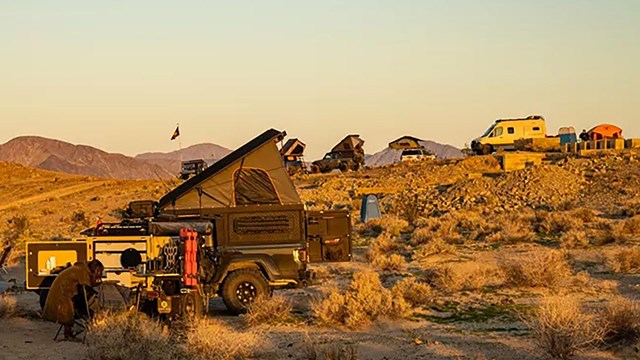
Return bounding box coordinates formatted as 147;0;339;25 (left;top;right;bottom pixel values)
1;0;639;160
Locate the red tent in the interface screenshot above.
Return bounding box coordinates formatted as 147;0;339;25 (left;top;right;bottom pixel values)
587;124;622;140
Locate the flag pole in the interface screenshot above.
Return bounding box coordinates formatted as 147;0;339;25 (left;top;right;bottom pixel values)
177;122;183;164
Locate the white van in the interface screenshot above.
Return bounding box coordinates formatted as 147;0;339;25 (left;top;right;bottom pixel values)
471;115;547;154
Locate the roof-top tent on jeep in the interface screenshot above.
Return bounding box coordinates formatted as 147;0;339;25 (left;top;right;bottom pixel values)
311;134;365;173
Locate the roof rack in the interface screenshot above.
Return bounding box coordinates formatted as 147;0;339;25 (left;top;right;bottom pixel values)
495;115;544;123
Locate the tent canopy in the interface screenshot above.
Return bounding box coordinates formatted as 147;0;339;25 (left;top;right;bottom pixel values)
331;135;364;153
588;124;622;140
158;129;301;212
388;136;424;150
280;138;306;157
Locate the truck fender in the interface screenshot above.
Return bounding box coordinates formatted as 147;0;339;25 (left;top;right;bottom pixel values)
212;254;282;285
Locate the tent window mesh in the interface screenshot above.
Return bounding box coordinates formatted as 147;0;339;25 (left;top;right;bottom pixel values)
234;168;280;205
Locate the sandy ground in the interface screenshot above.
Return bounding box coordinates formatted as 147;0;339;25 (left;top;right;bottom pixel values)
1;261;631;360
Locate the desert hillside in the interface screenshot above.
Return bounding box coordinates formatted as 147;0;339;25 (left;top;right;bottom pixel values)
1;151;640;359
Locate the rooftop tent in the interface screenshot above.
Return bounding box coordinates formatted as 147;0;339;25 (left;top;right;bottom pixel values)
331;135;364;153
158;129;301;212
388;136;424;150
588;124;623;141
280;138;306;157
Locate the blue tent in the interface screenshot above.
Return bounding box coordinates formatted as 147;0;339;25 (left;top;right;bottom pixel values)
360;194;381;222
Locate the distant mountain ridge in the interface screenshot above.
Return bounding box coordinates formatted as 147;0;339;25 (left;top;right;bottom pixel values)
366;139;463;167
0;136;231;180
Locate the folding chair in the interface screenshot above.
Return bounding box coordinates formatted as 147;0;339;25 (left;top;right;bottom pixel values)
53;285;91;342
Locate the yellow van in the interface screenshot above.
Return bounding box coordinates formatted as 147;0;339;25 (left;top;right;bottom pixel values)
471;115;547;154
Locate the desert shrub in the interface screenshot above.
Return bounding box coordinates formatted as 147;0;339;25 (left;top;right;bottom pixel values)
621;216;640;237
411;238;456;261
392;278;433;306
185;318;260;360
487;215;535;244
86;311;176;360
0;294;17;318
372;254;408;273
432;264;503;293
411;226;433;245
391;186;428;226
607;247;640;273
499;250;571;288
303;338;359;360
570;208;597;223
313;271;410;329
559;231;589;249
241;295;295;327
526;296;604;360
600;297;640;344
360;216;408;238
2;215;30;246
537;212;585;235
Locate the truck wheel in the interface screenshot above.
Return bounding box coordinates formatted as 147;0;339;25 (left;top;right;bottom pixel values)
221;269;270;315
39;290;49;310
338;162;348;172
481;144;493;155
183;292;204;318
310;165;320;174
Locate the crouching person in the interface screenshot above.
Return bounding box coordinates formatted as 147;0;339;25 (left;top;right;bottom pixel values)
42;259;104;340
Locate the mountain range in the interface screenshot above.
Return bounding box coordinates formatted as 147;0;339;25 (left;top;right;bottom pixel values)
0;136;231;180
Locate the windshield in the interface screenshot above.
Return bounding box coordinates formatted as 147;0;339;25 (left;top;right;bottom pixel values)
482;124;496;137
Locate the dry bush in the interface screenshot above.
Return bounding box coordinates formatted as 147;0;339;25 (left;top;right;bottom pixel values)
570;208;597;223
487;215;536;244
412;211;488;245
535;212;584;235
368;233;404;258
559;231;589;249
607;247;640;273
526;296;604;360
312;271;410;329
360;216;408;238
0;293;17;318
303;338;359;360
391;187;428;226
621;216;640;238
499;250;571;288
392;278;433;306
372;254;408;273
411;238;456;261
427;263;503;293
86;311;176;360
185;318;260;360
241;295;295;327
600;297;640;344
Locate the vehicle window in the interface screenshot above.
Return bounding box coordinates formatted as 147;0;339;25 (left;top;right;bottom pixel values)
234;168;280;205
492;127;503;137
533;127;541;131
402;149;422;156
507;127;515;134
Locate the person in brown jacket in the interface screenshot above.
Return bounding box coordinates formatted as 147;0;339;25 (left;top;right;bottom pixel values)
42;260;104;339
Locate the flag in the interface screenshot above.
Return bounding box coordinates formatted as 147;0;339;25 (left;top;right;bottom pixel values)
171;126;180;140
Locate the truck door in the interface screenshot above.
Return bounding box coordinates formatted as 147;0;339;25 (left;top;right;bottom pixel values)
25;240;88;290
306;210;352;262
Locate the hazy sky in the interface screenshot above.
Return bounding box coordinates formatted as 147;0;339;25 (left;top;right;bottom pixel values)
2;1;639;159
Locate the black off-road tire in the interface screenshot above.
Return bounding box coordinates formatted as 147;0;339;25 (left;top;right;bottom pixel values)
221;269;270;315
338;162;349;172
310;164;320;174
481;144;493;155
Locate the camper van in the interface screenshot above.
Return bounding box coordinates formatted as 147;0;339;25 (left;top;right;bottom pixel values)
471;115;547;155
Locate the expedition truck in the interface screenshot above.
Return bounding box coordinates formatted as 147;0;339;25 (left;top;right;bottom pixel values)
26;129;352;318
471;115;547;155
